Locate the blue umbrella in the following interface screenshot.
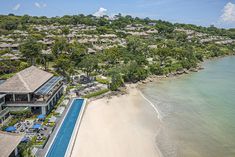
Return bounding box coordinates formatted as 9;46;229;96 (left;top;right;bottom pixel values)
5;126;16;132
32;124;41;129
37;114;45;119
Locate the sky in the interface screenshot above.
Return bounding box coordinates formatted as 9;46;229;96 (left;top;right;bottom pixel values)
0;0;235;28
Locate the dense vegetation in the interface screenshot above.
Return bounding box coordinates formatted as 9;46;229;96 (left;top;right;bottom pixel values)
0;14;235;90
1;14;235;38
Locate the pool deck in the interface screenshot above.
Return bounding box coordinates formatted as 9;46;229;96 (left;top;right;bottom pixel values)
36;98;86;157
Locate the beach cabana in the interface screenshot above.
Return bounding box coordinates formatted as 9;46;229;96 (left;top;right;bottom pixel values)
32;124;41;130
5;126;16;132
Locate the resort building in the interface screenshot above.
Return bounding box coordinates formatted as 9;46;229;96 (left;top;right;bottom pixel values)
0;66;64;115
0;94;10;126
0;131;23;157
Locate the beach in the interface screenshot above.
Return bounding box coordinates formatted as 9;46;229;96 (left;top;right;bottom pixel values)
71;85;161;157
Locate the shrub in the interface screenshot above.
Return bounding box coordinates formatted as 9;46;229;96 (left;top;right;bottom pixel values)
169;63;183;72
96;77;110;84
83;89;109;98
10;109;32;118
49;122;55;127
123;62;148;82
1;118;19;131
18;142;33;157
149;64;164;75
8;118;19;126
110;73;124;91
0;73;15;79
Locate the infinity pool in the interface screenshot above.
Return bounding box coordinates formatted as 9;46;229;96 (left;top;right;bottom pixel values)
46;99;85;157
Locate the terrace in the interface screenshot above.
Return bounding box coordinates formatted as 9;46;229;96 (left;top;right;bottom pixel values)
4;117;55;150
34;77;63;102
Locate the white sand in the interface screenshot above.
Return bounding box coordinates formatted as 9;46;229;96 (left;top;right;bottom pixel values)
71;86;161;157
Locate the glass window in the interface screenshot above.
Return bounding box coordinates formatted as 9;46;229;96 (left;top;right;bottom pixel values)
15;94;28;102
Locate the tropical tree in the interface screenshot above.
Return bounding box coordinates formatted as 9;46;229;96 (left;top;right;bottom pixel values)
122;61;148;82
52;37;68;58
78;55;99;77
61;27;70;35
108;69;124;91
20;38;42;65
151;47;171;66
149;63;163;75
18;142;33;157
39;53;52;70
53;54;72;78
68;42;86;66
126;36;148;65
102;47;122;68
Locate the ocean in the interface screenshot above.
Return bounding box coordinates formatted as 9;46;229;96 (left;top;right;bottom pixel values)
140;56;235;157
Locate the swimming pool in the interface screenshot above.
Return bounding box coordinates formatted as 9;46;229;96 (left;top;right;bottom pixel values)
46;98;85;157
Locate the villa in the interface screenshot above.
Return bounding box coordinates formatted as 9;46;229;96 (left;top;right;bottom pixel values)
0;131;23;157
0;53;20;61
148;22;156;26
0;66;64;115
0;43;19;52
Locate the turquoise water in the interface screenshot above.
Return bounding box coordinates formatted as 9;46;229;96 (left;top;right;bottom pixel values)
140;56;235;157
46;99;84;157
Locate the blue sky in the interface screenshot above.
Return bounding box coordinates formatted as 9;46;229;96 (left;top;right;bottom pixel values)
1;0;235;28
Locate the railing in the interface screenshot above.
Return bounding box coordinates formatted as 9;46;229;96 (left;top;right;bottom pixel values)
0;101;4;106
43;83;63;103
5;84;63;105
0;107;9;118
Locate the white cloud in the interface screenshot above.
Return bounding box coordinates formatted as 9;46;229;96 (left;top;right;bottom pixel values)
34;2;47;8
93;7;107;17
35;2;40;8
221;2;235;23
12;4;20;11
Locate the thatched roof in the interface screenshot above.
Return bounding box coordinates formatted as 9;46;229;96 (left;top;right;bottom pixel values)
0;66;53;93
0;43;11;48
0;131;23;157
100;34;117;38
87;48;96;54
42;49;51;54
0;53;20;61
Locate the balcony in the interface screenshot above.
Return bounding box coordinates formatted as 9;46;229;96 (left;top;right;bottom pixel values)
5;83;63;105
34;83;63;103
0;107;9;119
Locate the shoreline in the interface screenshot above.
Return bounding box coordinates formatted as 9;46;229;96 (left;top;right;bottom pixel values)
71;55;235;157
138;89;162;121
137;54;235;86
68;59;209;157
